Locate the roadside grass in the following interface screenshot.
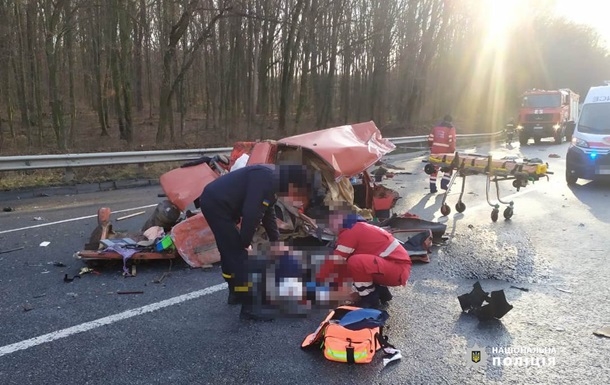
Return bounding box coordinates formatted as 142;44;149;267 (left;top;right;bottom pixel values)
0;162;182;190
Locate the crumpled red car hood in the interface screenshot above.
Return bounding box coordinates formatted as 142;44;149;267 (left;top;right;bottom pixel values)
278;121;395;178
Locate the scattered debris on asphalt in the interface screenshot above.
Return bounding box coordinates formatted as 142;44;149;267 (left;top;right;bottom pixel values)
0;246;24;254
122;265;137;277
593;326;610;338
117;291;144;295
33;217;44;221
25;262;43;267
48;261;66;267
64;274;81;282
23;303;34;312
39;241;50;247
548;154;561;158
116;211;146;221
555;287;573;293
33;293;46;298
458;281;513;321
375;161;405;170
79;267;95;275
509;285;529;292
439;227;550;283
153;272;170;284
3;207;14;212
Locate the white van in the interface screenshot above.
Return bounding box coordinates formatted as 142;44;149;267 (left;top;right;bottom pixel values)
565;84;610;185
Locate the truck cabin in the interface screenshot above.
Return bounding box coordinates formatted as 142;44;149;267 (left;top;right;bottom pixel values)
521;92;562;109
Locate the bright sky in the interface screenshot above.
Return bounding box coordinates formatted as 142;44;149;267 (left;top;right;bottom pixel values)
553;0;610;47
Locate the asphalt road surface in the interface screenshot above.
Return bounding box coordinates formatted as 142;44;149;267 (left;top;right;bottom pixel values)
1;139;609;385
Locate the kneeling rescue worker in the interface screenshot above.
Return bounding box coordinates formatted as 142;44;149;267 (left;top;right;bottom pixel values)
316;204;412;308
199;163;309;321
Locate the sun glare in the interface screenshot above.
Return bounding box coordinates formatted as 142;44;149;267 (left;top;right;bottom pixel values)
483;0;521;43
461;0;525;131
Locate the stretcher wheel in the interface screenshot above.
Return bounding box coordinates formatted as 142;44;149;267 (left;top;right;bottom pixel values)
491;208;499;222
503;207;513;220
441;204;451;216
424;163;436;175
455;201;466;213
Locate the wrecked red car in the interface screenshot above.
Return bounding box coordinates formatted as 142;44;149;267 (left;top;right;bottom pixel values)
75;121;441;269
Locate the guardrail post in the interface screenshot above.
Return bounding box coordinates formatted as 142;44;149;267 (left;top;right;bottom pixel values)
63;167;75;183
137;163;146;178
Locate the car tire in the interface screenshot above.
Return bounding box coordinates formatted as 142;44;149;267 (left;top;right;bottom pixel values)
566;170;578;186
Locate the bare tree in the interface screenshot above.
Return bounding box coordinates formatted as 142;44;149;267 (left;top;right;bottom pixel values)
0;0;609;154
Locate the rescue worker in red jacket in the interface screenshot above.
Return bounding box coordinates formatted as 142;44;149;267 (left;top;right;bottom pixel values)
315;205;412;308
427;114;457;193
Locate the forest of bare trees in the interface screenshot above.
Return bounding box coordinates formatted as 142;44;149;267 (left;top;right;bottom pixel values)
0;0;609;154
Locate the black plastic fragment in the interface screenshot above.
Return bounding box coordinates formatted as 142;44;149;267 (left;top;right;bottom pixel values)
64;274;81;283
458;281;513;321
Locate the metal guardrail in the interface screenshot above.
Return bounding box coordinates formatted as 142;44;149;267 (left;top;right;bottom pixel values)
0;131;503;172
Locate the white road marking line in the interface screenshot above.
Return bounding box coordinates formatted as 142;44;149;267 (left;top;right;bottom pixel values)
0;204;158;235
0;283;227;358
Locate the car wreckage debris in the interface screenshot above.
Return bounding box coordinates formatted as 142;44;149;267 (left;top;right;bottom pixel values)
458;281;513;321
63;274;81;282
593;326;610;338
0;246;25;254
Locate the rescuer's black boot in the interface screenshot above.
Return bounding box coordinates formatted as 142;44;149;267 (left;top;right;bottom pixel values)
238;269;274;322
354;289;382;309
376;285;393;304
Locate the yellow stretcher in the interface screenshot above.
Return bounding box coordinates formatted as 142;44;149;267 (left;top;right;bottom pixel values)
425;152;553;221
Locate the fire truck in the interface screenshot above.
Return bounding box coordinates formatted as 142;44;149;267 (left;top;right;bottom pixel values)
516;88;579;145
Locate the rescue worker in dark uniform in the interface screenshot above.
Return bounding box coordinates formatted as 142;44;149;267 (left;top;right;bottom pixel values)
199;163;309;320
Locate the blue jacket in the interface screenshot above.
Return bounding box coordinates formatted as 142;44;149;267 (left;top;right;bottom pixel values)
201;164;279;248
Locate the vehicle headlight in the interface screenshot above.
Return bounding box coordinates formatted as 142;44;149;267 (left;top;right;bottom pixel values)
516;125;523;130
553;124;561;130
572;137;589;148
